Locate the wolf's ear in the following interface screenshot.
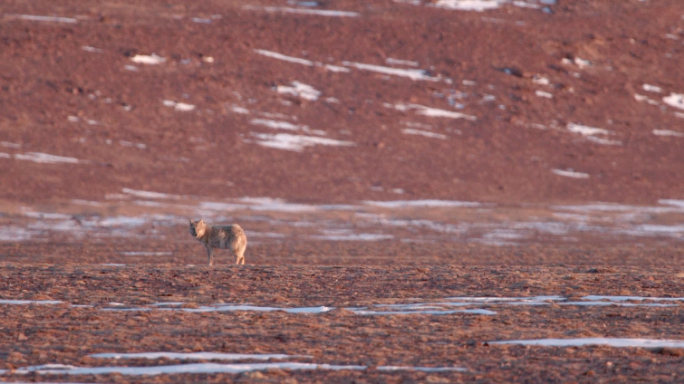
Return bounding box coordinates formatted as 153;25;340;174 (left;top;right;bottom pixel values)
189;220;195;225
198;219;204;224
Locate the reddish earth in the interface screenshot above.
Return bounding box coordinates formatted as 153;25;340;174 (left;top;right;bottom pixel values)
2;0;684;383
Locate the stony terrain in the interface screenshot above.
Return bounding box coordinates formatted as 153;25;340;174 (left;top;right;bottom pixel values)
1;0;684;382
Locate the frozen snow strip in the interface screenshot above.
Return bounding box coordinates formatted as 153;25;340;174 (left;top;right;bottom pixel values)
402;129;447;139
566;123;611;136
352;308;496;315
11;14;78;23
659;199;684;209
561;301;676;307
250;119;306;131
653;129;684;137
119;141;147;149
364;200;481;208
512;1;540;9
122;188;182;200
248;133;354;152
162;100;195;111
0;382;97;384
182;305;334;314
377;366;467;372
253;50;349;72
23;211;73;220
553;203;684;213
11;362;367;376
229;104;249;114
643;84;662;93
130;54;165;65
90;352;311;361
430;0;505;11
0;300;62;305
446;296;564;303
13;152;84;164
635;94;660;105
586;136;621;145
552;169;590;179
243;5;360;17
573;57;592;69
81;46;103;53
490;338;684;348
276;82;321;101
199;198;324;213
342;61;441;81
389;103;477;120
582;295;684;302
385;58;419;67
310;233;394;241
663;93;684;110
254;49;314;66
1;141;21;148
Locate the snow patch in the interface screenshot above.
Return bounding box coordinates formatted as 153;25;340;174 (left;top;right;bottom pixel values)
130;54;166;65
431;0;505;11
658;199;684;209
0;300;63;305
254;49;314;66
162;100;195;112
567;123;620;145
567;123;611;136
12;362;367;376
122;188;181;200
635;94;660;105
663;93;684;110
401;129;447;139
388;103;476;120
247;133;354;152
12;14;78;23
250;119;305;131
532;76;550;85
311;232;394;241
643;84;663;93
364;200;482;208
552;169;590;179
276;82;321;101
81;46;103;53
342;61;441;81
574;57;592;69
14;152;83;164
653;129;684;137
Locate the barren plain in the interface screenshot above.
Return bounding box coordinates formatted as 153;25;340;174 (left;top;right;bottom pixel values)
1;0;684;382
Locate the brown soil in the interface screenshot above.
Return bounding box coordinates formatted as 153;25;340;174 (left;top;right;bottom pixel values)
2;0;684;383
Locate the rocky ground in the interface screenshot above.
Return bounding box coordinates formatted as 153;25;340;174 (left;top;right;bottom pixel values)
2;0;684;382
1;265;684;383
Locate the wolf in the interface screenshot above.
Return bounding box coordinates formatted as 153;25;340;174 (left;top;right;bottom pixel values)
189;219;247;265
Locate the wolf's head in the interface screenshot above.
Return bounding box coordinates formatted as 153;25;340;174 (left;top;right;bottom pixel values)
189;219;206;238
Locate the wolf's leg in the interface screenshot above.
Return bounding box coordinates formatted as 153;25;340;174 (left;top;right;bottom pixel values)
205;246;214;266
231;236;246;265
